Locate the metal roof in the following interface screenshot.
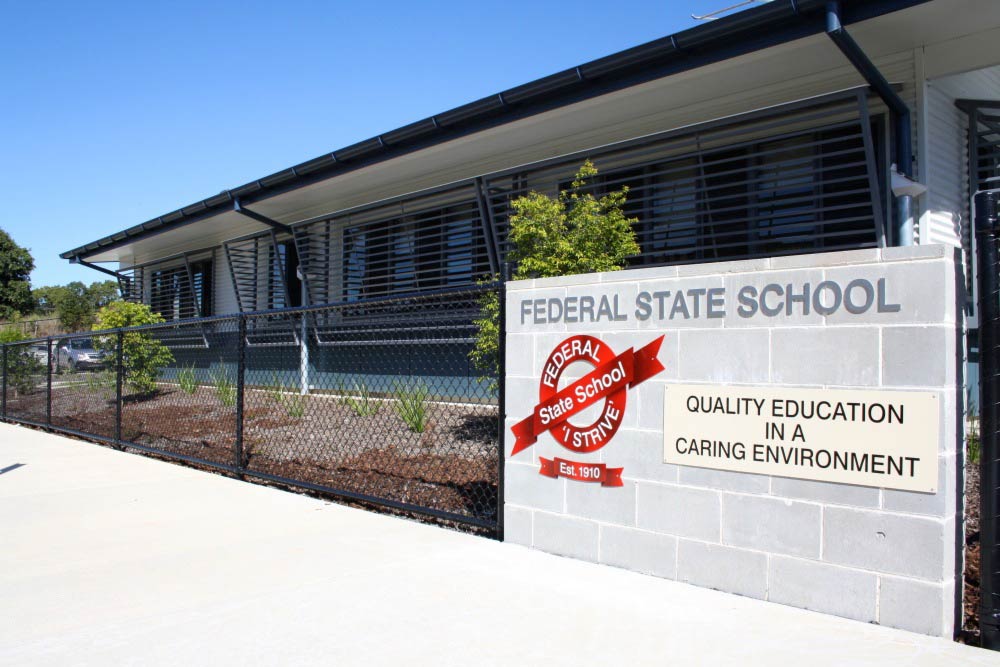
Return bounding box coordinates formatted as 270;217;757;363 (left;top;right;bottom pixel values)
61;0;930;262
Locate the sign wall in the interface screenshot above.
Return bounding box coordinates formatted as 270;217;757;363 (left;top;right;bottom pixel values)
503;246;961;638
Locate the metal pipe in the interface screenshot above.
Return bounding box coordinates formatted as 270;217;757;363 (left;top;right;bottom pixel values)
825;0;914;245
976;189;1000;648
299;277;310;396
897;194;914;248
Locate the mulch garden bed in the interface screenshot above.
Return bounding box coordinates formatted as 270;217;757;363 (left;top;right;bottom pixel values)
6;383;499;527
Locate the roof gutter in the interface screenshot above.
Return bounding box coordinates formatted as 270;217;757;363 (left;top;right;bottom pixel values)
62;0;932;262
825;0;917;245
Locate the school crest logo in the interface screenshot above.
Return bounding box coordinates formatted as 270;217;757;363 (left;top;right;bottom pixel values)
511;334;665;486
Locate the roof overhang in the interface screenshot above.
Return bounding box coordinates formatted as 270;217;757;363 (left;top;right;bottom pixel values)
67;0;990;266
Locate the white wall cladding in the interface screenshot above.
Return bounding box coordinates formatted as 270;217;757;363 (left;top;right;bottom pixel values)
922;66;1000;251
214;248;238;316
503;246;962;637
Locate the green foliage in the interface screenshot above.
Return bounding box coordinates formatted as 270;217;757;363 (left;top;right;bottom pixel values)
178;364;198;395
340;380;380;417
393;380;430;433
32;280;121;331
54;282;93;331
267;373;307;419
505;160;640;278
282;393;307;418
968;387;981;465
210;365;236;407
31;286;63;316
969;431;981;466
0;330;41;395
92;301;173;395
0;228;35;320
84;370;117;401
87;281;121;309
470;160;639;389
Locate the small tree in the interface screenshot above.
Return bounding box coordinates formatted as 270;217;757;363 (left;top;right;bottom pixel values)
92;301;174;396
470;160;639;389
0;228;35;320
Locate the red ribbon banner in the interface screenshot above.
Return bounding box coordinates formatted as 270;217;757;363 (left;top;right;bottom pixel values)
539;457;624;487
510;335;664;456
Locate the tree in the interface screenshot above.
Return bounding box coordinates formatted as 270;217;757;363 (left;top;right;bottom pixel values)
87;280;120;309
32;279;121;330
470;160;640;389
92;301;173;396
54;281;93;331
0;229;35;320
31;285;63;316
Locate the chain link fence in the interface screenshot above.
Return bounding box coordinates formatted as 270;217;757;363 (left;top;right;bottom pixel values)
0;284;504;535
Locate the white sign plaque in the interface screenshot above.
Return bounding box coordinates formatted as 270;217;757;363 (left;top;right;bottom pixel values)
663;384;939;492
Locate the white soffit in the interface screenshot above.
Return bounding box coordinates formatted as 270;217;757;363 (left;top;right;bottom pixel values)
82;0;1000;265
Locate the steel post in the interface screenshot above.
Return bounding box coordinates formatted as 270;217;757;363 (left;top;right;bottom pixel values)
1;345;7;421
496;263;510;541
976;189;1000;649
236;315;246;471
46;339;52;426
116;330;124;449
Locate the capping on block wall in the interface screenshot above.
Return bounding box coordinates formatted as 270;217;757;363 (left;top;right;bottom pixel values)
503;245;963;637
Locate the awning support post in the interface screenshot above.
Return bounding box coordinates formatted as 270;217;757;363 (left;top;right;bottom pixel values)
233;199;293;235
825;0;916;246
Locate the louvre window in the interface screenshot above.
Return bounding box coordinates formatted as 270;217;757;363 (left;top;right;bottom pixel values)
268;241;302;309
286;184;492;310
146;258;212;320
484;89;885;268
221;90;884;316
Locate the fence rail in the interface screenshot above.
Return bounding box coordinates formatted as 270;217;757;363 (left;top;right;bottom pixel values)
0;284;504;535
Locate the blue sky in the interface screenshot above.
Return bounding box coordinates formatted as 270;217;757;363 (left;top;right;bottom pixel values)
0;1;703;287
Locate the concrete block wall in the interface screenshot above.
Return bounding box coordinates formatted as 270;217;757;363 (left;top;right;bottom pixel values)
503;245;963;637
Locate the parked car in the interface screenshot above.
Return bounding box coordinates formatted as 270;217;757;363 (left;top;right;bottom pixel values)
28;344;48;365
55;338;108;372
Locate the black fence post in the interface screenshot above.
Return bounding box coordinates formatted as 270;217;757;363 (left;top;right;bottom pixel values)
235;314;246;473
115;329;124;449
496;263;510;541
46;338;52;427
976;189;1000;649
1;344;6;421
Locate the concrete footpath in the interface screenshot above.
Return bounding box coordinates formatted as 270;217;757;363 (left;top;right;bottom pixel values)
0;424;995;666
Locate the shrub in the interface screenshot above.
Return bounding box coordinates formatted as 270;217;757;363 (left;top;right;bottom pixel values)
210;365;236;407
470;160;639;391
0;330;42;396
393;380;430;433
92;302;173;396
178;364;198;395
341;380;379;417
